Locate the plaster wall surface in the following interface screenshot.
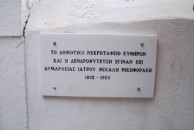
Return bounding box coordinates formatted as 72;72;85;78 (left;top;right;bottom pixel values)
0;0;28;130
26;0;194;130
0;38;27;130
28;0;194;30
0;0;29;36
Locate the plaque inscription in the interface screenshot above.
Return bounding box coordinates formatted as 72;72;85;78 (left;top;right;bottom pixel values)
41;34;157;98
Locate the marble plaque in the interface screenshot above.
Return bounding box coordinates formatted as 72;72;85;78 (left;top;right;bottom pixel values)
40;33;157;98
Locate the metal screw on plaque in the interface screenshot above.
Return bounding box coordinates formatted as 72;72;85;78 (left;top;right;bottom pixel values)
137;87;141;92
141;43;144;48
53;42;57;46
193;4;194;11
53;86;57;90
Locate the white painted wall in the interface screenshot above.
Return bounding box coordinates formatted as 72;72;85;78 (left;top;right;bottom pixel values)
25;1;194;130
0;0;29;36
26;20;194;130
1;0;194;130
0;38;27;130
0;0;28;130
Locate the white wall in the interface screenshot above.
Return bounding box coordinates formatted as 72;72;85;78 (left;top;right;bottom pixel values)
0;0;28;130
1;0;194;130
0;37;27;130
25;0;194;130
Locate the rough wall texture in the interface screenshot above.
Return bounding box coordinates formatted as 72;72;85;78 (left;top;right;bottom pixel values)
25;0;194;130
0;38;27;130
28;0;194;30
0;0;28;130
0;0;29;36
0;1;21;36
1;0;194;130
26;19;194;130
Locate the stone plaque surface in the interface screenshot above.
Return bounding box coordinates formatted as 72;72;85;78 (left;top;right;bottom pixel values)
40;33;157;98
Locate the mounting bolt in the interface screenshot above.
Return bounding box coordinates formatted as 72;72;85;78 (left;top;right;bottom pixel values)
193;4;194;11
53;42;57;46
53;86;57;90
137;87;141;92
141;43;144;48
